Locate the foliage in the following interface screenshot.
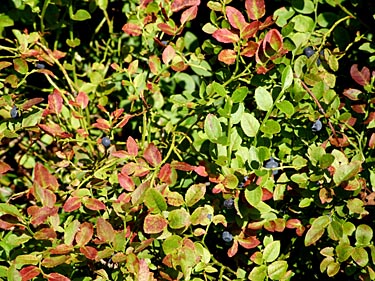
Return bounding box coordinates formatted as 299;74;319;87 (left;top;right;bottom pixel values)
0;0;375;280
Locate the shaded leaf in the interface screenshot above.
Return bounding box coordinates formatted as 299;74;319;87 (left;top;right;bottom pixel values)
80;246;97;260
350;64;370;86
41;256;68;268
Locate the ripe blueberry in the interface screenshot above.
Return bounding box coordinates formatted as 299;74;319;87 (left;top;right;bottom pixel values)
304;47;315;58
223;198;234;209
222;231;233;243
265;157;279;175
312;119;323;132
10;106;18;118
35;62;45;69
101;137;111;147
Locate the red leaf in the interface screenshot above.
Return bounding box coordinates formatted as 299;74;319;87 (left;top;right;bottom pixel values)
350;64;370;86
171;161;195;171
127;136;139;156
261;188;273;201
264;29;283;52
364;112;375;124
245;0;265;20
34;227;57;240
342;88;362;100
27;206;58;226
116;114;132;128
238;236;261;249
148;55;161;74
49;244;74;255
212;29;239;43
92;118;111;131
122;23;142;36
20;266;41;281
351;104;366;114
143;143;162;167
75;222;94;247
158;163;172;184
80;246;98;260
97;218;115;243
241;41;259;57
111;150;129;158
181;5;198;25
218;49;237;65
171;0;200;12
226;6;247;30
144;213;168;234
171;56;188;72
227;240;238;257
194;165;208;177
242;21;260;39
33;184;56;207
76;92;89;109
157;23;177;36
38;123;73;138
22;98;44;110
0;161;12;174
51;50;66;60
369;133;375;149
162;45;176;65
138;259;154;281
47;273;70;281
118;173;135;191
84;198;106;211
33;163;59;191
286;218;302;229
48;90;63;114
63;196;81;212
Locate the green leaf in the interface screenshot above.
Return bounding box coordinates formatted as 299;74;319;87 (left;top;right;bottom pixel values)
355;224;373;246
13;58;28;74
185;183;206;207
327;262;340;277
245;185;262;206
333;161;362;185
162;235;182;254
304;216;330;246
96;0;108;10
255;87;273;111
263;240;281;263
351;247;368;267
0;203;24;220
260;120;281;135
281;65;293;91
144;188;167;213
267;260;288;280
249;265;267;281
22;110;43;128
241;112;260;137
232;86;248;103
168;208;190;229
291;15;314;32
276;100;294;117
204;114;222;142
71;9;91;21
336;243;353;262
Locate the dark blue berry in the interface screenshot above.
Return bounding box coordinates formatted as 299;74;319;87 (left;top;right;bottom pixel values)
10;106;18;118
304;47;315;58
207;214;212;220
265;157;279;175
312;119;323;132
222;231;233;243
35;62;45;69
223;198;234;209
101;137;111;147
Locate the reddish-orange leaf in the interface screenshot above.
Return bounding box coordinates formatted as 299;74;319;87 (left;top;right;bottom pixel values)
47;272;70;281
226;6;247;30
39;123;72;138
241;41;259;57
63;196;81;212
157;23;177;36
80;246;98;260
0;161;12;174
143;143;162;167
33;162;59;191
351;104;366;114
237;236;261;249
27;206;58;226
171;161;195;171
0;219;17;230
350;64;370;86
138;259;154;280
122;23;142;36
144;213;168;234
159;163;173;184
49;244;74;255
33;183;56;207
171;0;200;12
369;133;375;149
20;265;41;281
247;220;265;230
76;92;89;109
212;29;239;43
171;56;188;72
194;165;208;177
218;49;237;65
118;173;135;191
148;55;161;75
245;0;265;20
34;227;57;240
51;50;66;60
92;118;111;131
22;98;44;110
180;5;198;25
342;88;361;101
84;198;106;211
97;218;115;243
261;188;273;201
264;29;283;54
75;222;94;247
286;218;302;228
127;136;139;156
111;150;129;158
116;114;132;128
227;240;238;257
242;21;260;39
48;90;63;114
162;45;176;65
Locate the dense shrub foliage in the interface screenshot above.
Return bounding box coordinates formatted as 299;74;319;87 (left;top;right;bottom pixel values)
1;0;375;280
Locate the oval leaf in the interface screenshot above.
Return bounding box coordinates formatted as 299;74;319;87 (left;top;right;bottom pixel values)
185;183;206;207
